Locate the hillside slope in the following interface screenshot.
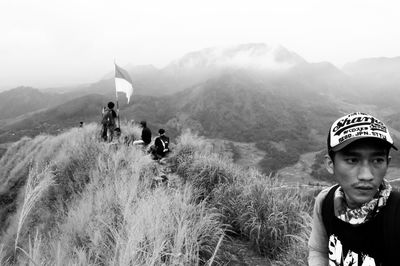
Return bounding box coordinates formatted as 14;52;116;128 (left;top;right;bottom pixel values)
0;124;314;265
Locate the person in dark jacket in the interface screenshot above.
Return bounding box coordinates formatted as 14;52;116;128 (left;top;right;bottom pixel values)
140;120;152;146
308;112;400;265
101;102;117;142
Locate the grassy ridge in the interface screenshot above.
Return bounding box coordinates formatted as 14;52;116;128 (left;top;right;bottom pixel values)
0;124;225;265
0;125;314;265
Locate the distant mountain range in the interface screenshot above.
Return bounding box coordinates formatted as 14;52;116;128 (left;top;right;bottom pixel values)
342;56;400;105
1;43;400;173
0;86;77;120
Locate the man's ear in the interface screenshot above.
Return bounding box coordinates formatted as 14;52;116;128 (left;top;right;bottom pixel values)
325;155;334;175
388;156;392;165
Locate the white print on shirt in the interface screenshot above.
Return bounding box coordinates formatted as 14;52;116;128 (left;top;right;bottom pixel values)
328;235;376;266
160;138;168;152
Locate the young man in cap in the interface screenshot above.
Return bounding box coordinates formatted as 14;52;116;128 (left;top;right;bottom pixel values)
308;112;400;265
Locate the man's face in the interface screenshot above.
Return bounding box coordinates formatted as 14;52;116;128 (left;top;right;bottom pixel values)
326;139;390;209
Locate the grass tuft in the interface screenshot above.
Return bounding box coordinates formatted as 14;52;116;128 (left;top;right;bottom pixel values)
15;164;54;252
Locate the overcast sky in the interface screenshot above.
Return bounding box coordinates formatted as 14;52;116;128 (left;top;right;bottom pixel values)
1;0;399;90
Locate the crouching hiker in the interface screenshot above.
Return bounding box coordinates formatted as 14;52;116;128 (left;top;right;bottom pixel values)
109;127;123;151
152;128;170;161
113;127;122;142
101;102;117;142
308;112;400;265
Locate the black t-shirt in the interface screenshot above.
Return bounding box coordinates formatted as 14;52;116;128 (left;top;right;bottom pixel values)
322;185;400;265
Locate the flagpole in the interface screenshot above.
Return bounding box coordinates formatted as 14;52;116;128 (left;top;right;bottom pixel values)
116;100;121;129
114;60;121;129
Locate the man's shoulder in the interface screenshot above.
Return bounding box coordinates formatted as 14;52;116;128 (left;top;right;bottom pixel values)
315;185;336;204
389;189;400;199
312;185;338;217
386;190;400;212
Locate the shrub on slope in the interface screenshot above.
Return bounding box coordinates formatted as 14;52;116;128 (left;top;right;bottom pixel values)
170;131;314;263
171;131;243;199
212;181;312;258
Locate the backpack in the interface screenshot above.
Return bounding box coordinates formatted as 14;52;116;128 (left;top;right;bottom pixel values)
159;136;169;152
102;109;116;127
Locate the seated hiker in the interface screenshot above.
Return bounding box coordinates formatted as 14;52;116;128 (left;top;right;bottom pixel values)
153;128;170;160
101;102;117;142
114;127;122;141
109;128;124;151
140;120;152;146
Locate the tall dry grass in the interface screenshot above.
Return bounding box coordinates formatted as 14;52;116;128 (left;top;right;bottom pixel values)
0;125;104;252
16;229;43;266
54;141;225;265
0;244;5;264
0;124;316;265
272;213;312;265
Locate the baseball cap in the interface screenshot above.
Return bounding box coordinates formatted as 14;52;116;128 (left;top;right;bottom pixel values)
328;112;397;152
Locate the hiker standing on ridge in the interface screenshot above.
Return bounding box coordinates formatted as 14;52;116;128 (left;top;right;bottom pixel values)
153;128;170;160
308;112;400;265
101;102;117;142
140;120;152;146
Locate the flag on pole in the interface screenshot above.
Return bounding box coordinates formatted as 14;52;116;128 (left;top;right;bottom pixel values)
115;63;134;104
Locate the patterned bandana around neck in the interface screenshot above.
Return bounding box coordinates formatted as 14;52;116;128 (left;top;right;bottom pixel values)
334;179;392;225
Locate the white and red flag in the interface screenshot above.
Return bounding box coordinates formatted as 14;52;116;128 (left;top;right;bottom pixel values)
115;63;133;104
